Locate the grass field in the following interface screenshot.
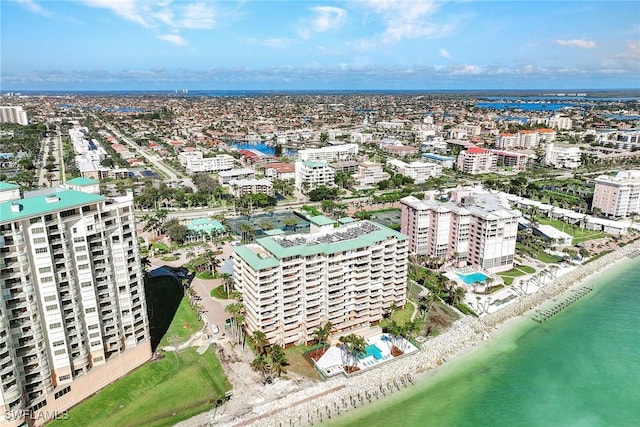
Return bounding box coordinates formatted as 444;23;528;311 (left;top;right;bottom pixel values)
498;265;537;285
51;276;229;427
285;345;323;380
535;216;606;244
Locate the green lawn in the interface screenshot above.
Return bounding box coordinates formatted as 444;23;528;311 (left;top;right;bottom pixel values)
51;276;228;427
210;285;229;299
498;265;537;285
379;303;415;328
284;345;323;380
52;349;231;427
535;217;606;244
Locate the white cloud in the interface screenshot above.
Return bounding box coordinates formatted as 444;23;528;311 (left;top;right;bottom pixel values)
363;0;453;43
157;33;187;46
439;49;451;59
178;3;215;29
16;0;54;17
555;39;596;48
81;0;150;27
299;6;347;38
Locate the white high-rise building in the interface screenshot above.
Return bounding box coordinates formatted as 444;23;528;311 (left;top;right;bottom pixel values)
456;147;497;175
401;190;520;273
592;170;640;217
386;159;443;183
232;217;408;346
0;106;28;125
0;179;150;426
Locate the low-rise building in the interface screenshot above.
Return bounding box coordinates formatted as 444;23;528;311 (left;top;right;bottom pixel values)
218;168;256;185
228;178;274;197
421;153;456;169
178;151;234;173
263;163;296;181
386;159;443;183
294;161;335;192
354;161;387;187
298;144;358;162
545;143;581;169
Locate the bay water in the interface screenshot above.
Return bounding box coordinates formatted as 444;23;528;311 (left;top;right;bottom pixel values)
333;257;640;427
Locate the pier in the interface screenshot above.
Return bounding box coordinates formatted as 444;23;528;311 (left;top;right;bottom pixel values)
532;286;593;323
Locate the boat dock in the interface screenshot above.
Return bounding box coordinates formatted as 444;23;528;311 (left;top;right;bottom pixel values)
532;286;593;323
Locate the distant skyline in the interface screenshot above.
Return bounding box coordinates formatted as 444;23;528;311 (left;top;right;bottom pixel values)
1;0;639;91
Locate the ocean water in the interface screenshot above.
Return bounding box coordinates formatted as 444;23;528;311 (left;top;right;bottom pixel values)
333;258;640;427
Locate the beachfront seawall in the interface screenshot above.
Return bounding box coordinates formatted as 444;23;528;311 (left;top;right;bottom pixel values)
211;239;640;427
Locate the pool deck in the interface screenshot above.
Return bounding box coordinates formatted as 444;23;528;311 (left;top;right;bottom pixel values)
314;334;419;377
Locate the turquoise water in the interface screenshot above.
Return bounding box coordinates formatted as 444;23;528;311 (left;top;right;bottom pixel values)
457;272;489;284
334;258;640;427
364;345;382;360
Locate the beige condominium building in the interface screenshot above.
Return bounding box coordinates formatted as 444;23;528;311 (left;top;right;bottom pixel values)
401;189;520;273
232;216;408;347
592;170;640;218
0;178;150;426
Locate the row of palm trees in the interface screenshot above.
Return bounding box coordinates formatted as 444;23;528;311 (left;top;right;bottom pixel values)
249;331;288;381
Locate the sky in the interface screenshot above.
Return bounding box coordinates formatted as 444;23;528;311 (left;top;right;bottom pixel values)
1;0;639;91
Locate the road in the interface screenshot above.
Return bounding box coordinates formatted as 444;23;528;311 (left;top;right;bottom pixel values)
94;116;198;191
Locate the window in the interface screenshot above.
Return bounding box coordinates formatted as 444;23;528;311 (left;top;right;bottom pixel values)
33;237;47;244
60;209;76;218
46;304;58;311
52;340;64;347
85;307;96;314
31;400;47;411
54;386;71;399
75;245;86;252
76;255;88;261
93;356;103;363
30;217;42;224
90;341;101;347
41;276;54;283
44;295;56;302
35;247;48;254
50;322;61;329
73;237;84;243
54;349;66;356
58;375;71;382
78;264;89;270
88;324;98;330
39;266;52;274
80;281;92;288
89;332;100;339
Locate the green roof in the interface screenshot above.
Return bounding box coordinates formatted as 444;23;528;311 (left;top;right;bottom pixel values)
66;177;99;186
302;161;329;168
0;189;105;224
338;217;356;224
309;215;335;226
263;228;285;236
233;220;408;269
233;245;280;271
187;218;225;233
0;182;20;191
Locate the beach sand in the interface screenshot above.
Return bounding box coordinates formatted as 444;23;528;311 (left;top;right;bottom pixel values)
179;238;640;427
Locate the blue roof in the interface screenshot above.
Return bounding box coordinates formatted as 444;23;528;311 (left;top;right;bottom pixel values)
66;177;99;186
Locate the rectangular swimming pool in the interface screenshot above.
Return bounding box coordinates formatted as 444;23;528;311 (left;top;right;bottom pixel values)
457;272;489;284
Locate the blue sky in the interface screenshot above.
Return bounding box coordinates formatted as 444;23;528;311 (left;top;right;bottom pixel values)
1;0;639;90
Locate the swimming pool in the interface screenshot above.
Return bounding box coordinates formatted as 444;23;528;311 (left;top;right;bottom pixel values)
457;272;489;284
364;344;383;360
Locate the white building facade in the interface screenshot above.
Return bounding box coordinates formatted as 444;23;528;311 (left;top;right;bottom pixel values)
232;218;408;346
0;106;28;125
401;191;520;273
298;144;358;162
592;170;640;217
178;151;234;173
0;182;150;426
294;161;335;192
545;143;581;169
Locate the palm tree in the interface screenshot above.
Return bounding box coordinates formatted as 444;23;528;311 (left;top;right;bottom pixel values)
220;272;233;296
452;286;466;307
251;330;269;356
238;223;254;243
339;334;366;370
269;344;288;378
224;302;245;345
251;354;269;381
312;321;333;358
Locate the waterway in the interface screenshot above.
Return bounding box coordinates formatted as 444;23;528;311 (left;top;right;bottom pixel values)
333;257;640;427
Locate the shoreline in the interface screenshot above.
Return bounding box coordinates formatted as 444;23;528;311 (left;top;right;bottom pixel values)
205;239;640;427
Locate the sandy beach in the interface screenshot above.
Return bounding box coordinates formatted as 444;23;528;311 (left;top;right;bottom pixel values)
178;238;640;427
